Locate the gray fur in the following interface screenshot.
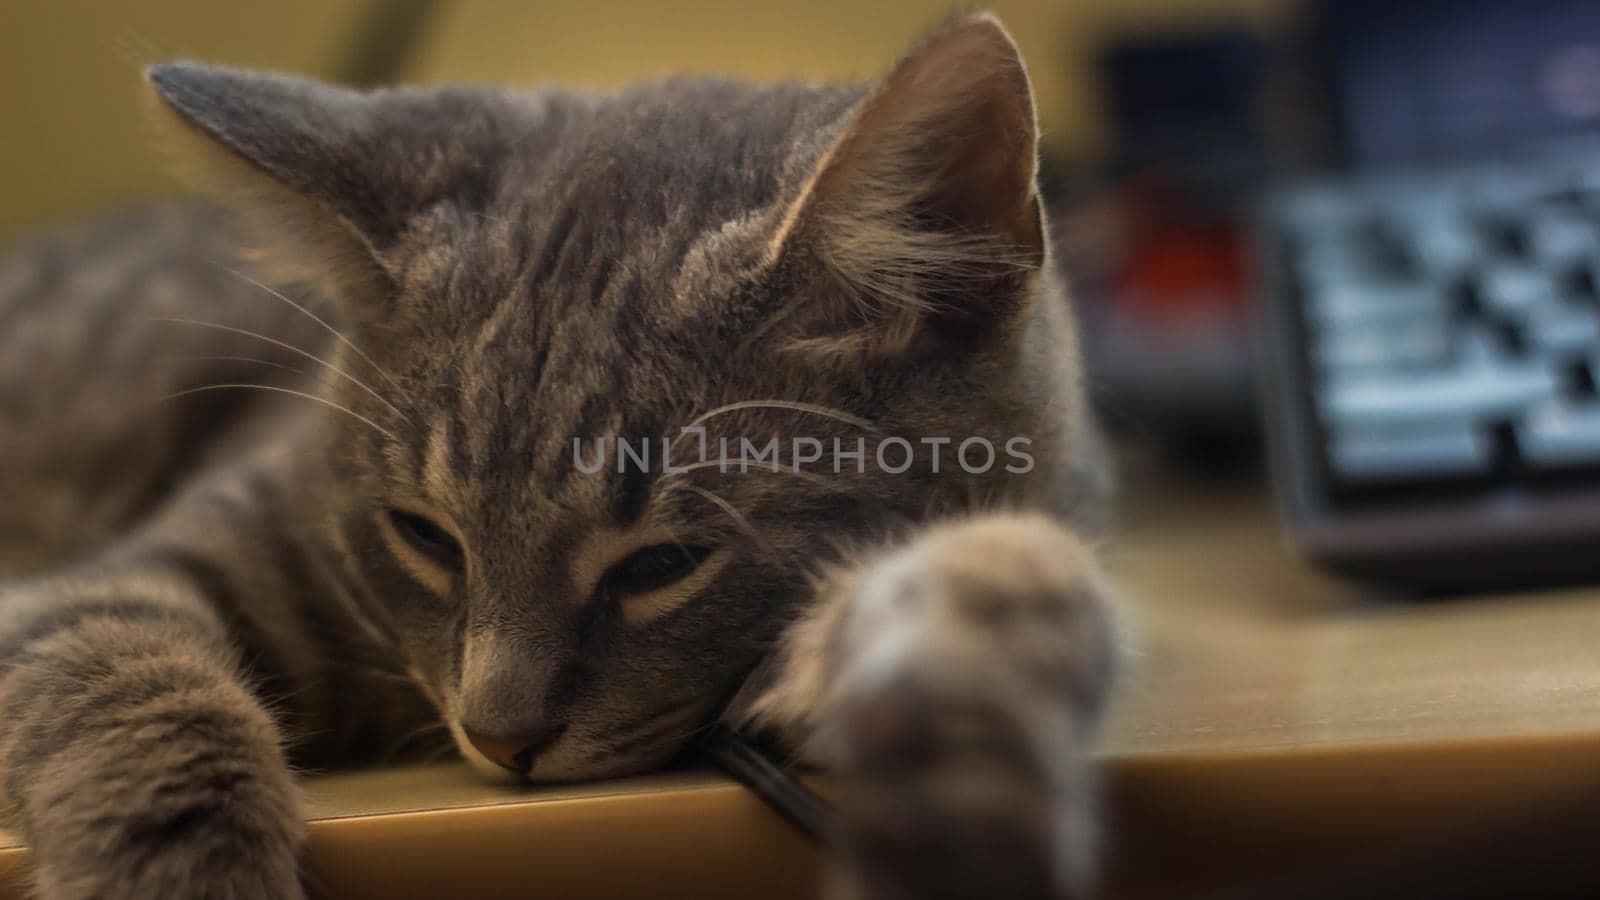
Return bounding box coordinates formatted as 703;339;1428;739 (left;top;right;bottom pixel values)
0;12;1117;899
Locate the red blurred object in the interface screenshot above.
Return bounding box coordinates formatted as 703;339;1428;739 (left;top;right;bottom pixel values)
1108;172;1251;331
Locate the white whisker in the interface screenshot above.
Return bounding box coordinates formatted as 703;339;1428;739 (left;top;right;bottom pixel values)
205;259;408;395
421;742;462;766
331;590;404;653
144;317;412;425
382;719;451;762
161;384;398;441
175;355;305;376
330;660;418;691
665;457;838;489
631;715;724;762
687;399;876;432
683;485;774;557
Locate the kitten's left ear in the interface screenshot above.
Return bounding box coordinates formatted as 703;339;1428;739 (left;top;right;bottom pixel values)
770;12;1046;357
145;63;501;305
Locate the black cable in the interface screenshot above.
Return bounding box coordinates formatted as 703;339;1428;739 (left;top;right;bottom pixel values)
335;0;441;87
698;725;833;843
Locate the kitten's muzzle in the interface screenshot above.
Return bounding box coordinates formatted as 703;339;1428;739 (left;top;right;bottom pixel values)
464;723;566;774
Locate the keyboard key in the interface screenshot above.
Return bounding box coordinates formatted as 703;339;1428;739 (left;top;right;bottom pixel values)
1478;263;1559;316
1266;157;1600;591
1297;238;1371;283
1285;187;1367;230
1528;213;1599;263
1321;360;1560;427
1456;325;1506;364
1329;424;1491;482
1315;320;1451;370
1466;169;1547;215
1527;305;1600;356
1519;402;1600;467
1306;280;1443;328
1407;224;1480;274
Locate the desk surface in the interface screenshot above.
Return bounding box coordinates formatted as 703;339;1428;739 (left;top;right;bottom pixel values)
1094;478;1600;893
3;479;1598;897
1103;479;1600;756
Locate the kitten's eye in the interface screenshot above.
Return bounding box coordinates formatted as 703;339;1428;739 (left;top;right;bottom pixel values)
387;510;465;571
604;544;713;596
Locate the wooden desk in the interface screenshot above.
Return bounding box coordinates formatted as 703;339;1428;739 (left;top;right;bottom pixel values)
1098;477;1600;893
0;479;1595;896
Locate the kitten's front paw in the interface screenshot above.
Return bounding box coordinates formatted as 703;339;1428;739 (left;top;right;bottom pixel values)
20;711;308;900
29;801;306;900
30;807;305;900
818;515;1117;900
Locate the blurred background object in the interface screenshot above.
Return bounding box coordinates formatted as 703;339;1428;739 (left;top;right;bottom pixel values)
1259;0;1600;591
1317;0;1600;168
1058;28;1276;469
0;0;1294;242
0;0;380;246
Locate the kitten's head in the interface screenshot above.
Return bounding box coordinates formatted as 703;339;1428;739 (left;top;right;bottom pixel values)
148;12;1080;780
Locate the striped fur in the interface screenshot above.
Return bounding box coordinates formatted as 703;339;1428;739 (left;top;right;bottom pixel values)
0;12;1117;899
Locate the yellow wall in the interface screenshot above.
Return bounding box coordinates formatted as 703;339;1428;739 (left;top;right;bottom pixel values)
408;0;1292;160
1;0;1293;245
0;0;370;243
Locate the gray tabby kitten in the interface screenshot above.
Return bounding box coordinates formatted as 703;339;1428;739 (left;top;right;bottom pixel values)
0;12;1118;900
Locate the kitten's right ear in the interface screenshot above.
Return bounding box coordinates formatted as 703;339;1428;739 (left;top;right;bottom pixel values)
765;13;1046;360
145;63;452;303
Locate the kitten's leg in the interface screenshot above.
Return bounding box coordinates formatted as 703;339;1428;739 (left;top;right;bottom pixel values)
739;514;1119;900
0;568;304;900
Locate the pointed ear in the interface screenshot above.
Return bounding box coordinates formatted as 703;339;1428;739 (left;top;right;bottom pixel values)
145;63;498;305
770;12;1046;358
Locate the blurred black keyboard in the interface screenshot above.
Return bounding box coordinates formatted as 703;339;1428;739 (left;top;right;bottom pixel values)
1261;156;1600;592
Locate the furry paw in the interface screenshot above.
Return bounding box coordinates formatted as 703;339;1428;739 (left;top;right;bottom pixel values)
12;675;309;900
817;515;1117;900
27;774;306;900
28;786;305;900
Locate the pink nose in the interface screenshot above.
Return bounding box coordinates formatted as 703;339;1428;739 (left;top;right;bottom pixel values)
462;724;563;774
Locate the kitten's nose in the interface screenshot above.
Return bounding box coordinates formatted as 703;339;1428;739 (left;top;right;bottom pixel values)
463;724;564;774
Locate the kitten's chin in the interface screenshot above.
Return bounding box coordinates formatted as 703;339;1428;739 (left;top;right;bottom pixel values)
523;740;671;784
447;718;674;784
